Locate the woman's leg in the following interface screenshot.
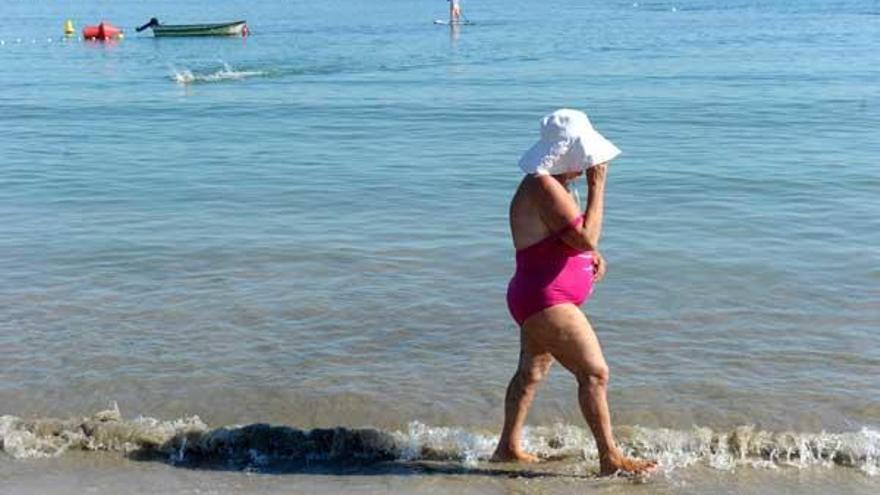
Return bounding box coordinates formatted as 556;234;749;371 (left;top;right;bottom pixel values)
494;304;656;474
491;325;554;462
538;304;656;475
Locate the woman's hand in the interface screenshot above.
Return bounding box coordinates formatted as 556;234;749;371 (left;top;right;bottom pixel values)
587;163;608;187
592;251;607;283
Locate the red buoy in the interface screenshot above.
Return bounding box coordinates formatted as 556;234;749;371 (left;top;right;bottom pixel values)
82;21;122;40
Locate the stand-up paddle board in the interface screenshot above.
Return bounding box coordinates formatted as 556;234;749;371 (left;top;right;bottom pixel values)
433;19;474;25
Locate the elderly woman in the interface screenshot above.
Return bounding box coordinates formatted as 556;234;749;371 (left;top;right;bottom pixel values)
491;109;656;475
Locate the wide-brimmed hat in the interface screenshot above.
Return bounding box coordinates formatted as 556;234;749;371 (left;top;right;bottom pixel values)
518;109;621;175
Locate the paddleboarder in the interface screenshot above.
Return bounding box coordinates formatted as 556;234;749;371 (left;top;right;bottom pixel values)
449;0;463;24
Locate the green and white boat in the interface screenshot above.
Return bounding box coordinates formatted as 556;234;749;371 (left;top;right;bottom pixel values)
137;18;248;37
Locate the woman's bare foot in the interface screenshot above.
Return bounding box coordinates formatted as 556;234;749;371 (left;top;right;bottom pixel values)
599;452;658;476
490;447;540;463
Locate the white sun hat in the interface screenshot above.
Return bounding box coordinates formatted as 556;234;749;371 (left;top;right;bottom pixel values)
518;108;621;175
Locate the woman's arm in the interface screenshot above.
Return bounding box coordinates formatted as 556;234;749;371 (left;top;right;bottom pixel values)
581;163;608;248
531;163;609;252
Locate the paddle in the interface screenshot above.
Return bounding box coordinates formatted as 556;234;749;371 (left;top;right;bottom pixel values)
136;18;160;32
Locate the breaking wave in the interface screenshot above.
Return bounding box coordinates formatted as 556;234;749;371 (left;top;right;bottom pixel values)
1;407;877;476
170;63;266;84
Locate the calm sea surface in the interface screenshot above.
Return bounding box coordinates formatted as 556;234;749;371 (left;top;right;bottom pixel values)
1;0;878;493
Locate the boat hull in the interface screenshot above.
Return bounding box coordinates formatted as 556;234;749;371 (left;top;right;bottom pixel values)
152;21;247;37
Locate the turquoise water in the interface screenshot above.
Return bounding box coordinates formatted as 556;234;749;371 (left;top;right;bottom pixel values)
1;0;879;491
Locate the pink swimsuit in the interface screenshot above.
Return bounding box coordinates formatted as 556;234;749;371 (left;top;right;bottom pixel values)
506;215;595;326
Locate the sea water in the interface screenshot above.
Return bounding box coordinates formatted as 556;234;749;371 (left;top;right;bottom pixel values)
1;0;878;493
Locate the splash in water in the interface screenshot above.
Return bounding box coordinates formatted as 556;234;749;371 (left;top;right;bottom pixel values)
170;63;266;85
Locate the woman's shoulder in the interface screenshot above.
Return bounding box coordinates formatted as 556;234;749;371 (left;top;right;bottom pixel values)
516;174;552;201
519;175;574;213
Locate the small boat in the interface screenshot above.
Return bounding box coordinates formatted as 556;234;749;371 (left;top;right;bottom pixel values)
136;18;248;37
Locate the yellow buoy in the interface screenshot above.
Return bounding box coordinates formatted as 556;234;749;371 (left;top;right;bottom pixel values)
64;19;75;36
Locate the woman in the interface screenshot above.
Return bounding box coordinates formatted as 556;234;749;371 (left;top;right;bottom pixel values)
491;109;656;476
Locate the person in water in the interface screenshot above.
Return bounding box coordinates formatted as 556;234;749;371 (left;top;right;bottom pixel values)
448;0;462;23
492;109;657;476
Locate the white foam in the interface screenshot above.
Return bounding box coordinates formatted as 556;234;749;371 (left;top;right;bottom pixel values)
395;422;880;475
1;410;878;476
399;422;496;466
170;63;266;85
0;408;207;460
855;427;880;476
